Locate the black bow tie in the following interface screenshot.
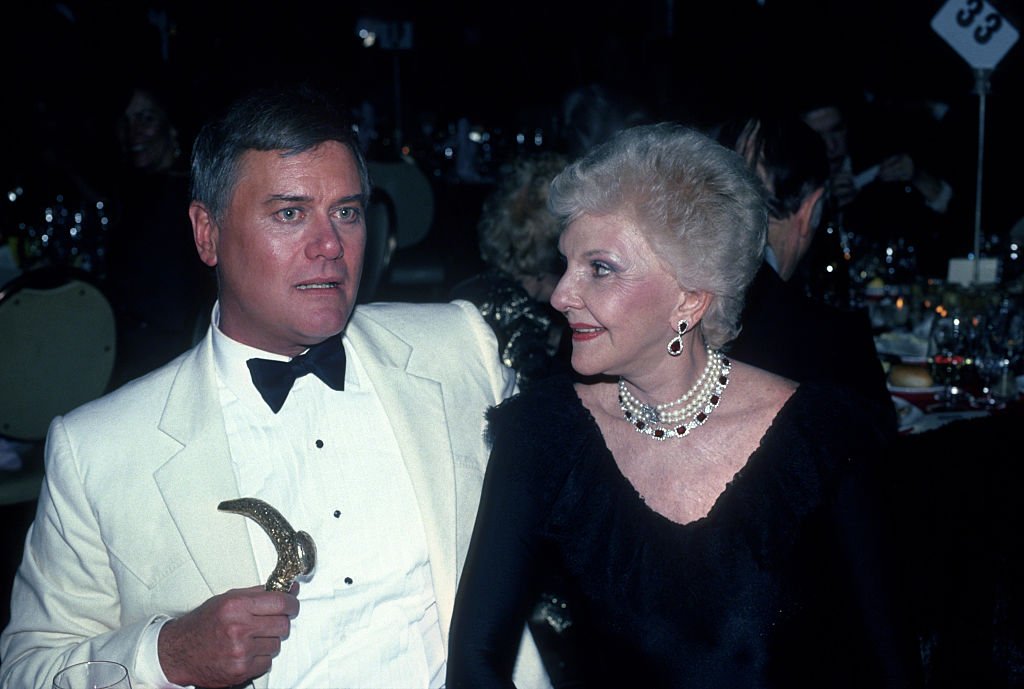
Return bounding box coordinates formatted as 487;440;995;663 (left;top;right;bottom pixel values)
246;337;346;413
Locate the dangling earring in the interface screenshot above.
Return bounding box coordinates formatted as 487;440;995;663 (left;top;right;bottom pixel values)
667;320;688;357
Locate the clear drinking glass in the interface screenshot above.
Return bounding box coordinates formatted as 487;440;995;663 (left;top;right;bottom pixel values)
927;310;969;410
52;661;132;689
975;301;1022;408
975;350;1017;408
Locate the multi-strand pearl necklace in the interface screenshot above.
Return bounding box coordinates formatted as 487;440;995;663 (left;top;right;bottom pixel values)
618;348;731;440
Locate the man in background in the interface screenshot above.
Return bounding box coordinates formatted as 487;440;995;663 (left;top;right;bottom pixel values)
721;111;897;436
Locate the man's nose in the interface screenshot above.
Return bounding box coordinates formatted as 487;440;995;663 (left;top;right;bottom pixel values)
306;215;343;260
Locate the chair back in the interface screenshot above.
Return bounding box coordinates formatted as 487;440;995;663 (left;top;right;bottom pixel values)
0;267;116;441
367;159;435;249
357;188;398;304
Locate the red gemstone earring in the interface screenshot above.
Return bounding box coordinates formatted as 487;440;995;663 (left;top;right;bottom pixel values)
667;320;688;357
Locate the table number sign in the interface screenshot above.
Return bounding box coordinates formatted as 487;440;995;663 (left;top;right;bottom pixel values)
932;0;1018;283
931;0;1018;70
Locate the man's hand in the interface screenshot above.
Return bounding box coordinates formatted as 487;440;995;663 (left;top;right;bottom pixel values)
830;169;859;208
158;585;299;688
878;153;915;184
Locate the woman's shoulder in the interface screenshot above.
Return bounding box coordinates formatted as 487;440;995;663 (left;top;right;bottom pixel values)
484;374;593;488
486;374;596;456
721;364;886;489
487;373;580;431
716;359;797;424
764;380;890;472
726;360;879;442
718;380;885;540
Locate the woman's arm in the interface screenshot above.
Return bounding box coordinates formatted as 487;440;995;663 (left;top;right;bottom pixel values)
447;410;549;689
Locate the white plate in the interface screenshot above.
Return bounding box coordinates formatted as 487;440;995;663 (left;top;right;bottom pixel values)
875;331;929;361
892;396;925;431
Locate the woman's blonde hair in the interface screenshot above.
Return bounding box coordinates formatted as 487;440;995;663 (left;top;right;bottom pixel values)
478;152;569;279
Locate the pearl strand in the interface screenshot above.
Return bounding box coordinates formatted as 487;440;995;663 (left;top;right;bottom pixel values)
618;352;723;423
618;350;731;441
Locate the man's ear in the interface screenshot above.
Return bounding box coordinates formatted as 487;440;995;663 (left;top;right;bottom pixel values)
797;186;826;239
190;201;219;268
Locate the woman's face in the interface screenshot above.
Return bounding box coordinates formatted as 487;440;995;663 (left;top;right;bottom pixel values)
117;89;177;173
520;272;560;303
550;213;685;379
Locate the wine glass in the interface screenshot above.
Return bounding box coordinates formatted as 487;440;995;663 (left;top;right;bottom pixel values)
975;302;1023;408
52;661;132;689
927;310;970;410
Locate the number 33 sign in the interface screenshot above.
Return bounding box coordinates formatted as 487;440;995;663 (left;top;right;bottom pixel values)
932;0;1019;69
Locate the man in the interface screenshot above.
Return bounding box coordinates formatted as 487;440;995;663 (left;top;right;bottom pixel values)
799;96;960;280
0;86;549;689
722;112;898;436
801;100;953;217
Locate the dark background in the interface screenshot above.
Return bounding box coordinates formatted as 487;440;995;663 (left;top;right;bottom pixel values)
7;1;1020;117
2;0;1023;292
1;0;1023;654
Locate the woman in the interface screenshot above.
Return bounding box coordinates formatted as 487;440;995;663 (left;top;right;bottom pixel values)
447;124;919;688
104;82;215;387
450;151;571;390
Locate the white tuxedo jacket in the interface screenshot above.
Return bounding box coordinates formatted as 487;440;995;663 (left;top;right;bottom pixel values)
1;300;549;689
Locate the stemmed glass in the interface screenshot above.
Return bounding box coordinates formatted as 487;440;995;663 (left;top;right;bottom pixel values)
52;661;132;689
974;303;1022;408
927;309;972;410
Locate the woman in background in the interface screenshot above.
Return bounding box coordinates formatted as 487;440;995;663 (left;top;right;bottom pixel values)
104;81;215;388
450;151;570;389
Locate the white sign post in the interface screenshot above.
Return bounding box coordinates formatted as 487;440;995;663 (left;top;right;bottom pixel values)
931;0;1019;283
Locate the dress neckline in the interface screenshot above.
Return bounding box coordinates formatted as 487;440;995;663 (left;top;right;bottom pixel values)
580;381;808;529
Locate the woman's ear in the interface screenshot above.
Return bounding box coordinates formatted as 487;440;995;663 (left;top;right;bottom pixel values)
674;290;712;331
190;202;219;268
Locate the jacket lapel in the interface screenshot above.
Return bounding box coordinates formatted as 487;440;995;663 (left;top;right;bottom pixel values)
153;334;260;596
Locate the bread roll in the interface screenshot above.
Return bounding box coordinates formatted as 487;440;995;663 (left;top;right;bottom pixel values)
888;364;935;388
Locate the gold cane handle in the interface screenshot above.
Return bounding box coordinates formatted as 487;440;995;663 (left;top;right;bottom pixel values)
218;497;317;592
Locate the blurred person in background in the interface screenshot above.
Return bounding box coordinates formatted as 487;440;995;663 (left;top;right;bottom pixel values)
450;151;571;390
558;82;653;159
103;79;216;388
799;90;965;281
720;110;897;437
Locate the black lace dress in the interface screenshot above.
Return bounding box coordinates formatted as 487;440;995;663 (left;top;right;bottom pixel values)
448;375;921;688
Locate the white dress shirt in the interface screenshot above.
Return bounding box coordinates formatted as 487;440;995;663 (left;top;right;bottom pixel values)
139;306;446;689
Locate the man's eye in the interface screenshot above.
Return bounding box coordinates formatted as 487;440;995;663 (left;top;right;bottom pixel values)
277;208;302;222
336;206;362;223
591;261;611;277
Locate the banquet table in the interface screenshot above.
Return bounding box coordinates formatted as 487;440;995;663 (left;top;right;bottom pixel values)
888;381;1023;434
863;277;1024;682
867;275;1023;434
878;400;1022;686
